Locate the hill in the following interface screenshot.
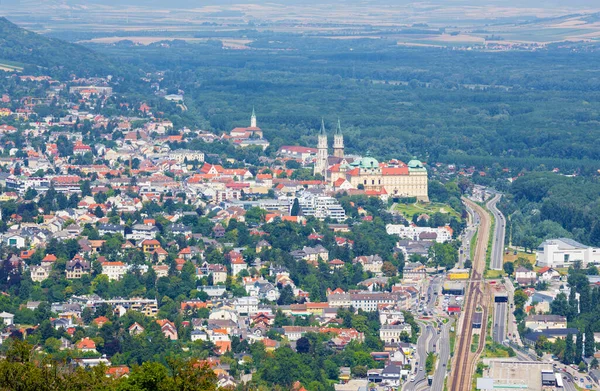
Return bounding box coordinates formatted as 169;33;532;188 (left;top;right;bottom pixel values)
0;17;114;76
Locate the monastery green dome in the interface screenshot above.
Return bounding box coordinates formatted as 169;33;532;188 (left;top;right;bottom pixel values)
359;157;379;169
407;160;424;169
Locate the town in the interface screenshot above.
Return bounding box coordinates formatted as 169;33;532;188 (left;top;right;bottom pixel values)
0;65;597;391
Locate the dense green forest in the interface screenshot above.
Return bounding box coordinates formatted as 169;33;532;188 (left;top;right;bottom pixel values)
0;18;116;78
500;172;600;249
2;18;600;170
81;33;600;169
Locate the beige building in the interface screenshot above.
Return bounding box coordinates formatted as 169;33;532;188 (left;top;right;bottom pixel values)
330;158;428;201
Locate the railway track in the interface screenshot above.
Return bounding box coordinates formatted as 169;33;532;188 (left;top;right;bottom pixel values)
449;197;493;391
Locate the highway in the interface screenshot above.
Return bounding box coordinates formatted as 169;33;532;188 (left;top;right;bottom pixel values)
486;194;506;271
492;302;507;344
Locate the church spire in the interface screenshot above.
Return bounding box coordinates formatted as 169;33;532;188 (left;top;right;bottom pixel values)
333;117;344;158
251;107;257;128
315;118;329;177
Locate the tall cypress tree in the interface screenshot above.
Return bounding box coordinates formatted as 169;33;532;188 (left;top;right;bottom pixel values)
575;331;583;364
568;287;579;321
564;333;574;365
585;327;595;358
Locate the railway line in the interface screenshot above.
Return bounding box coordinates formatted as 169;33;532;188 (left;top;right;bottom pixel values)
449;197;494;391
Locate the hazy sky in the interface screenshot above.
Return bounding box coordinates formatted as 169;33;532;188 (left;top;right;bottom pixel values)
2;0;600;8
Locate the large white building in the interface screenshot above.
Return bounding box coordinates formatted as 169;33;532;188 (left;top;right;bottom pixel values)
298;193;346;221
536;238;600;268
386;224;453;243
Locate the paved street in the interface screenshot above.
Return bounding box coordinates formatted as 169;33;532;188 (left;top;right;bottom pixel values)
504;278;523;346
486;194;505;271
430;320;452;391
403;276;444;391
492;302;507;343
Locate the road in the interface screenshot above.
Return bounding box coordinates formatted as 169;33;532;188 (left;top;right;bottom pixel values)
486;194;505;271
403;276;443;391
430;320;452;391
504;278;523;346
492;302;507;344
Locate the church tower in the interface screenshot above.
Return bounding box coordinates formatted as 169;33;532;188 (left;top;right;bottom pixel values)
333;118;344;158
314;119;328;177
251;107;257;128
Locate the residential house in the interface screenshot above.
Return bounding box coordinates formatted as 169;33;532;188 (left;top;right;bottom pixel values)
128;224;159;241
128;322;145;335
76;338;97;353
515;266;537;285
353;255;384;274
197;262;228;284
379;324;412;343
537;266;561;282
525;315;567;331
30;264;51;282
101;261;128;281
66;256;90;279
157;319;178;340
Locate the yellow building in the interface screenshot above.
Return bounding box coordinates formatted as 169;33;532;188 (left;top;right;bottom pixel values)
330;157;428;201
448;269;470;280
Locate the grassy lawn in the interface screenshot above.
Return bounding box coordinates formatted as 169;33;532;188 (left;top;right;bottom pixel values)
482;341;514;358
471;334;480;353
485;205;495;270
449;328;456;357
470;229;478;261
393;201;461;220
485;269;504;279
0;59;24;72
503;250;535;266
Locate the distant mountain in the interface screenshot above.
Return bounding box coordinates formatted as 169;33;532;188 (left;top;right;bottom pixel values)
0;17;113;76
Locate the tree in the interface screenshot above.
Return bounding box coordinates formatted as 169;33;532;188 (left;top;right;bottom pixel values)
94;205;104;218
591;358;599;369
80;180;92;197
277;285;295;305
585;327;595;357
381;261;397;277
514;257;533;270
290;198;300;217
513;289;528;310
575;331;583;364
564;333;574;365
503;261;514;276
296;337;311;353
551;293;571;318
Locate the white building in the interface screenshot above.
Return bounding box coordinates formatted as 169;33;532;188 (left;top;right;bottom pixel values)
536;238;600;268
234;297;259;315
379;324;412;343
0;312;14;326
101;262;128;281
170;149;205;164
298;194;346;221
386;224;452;243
